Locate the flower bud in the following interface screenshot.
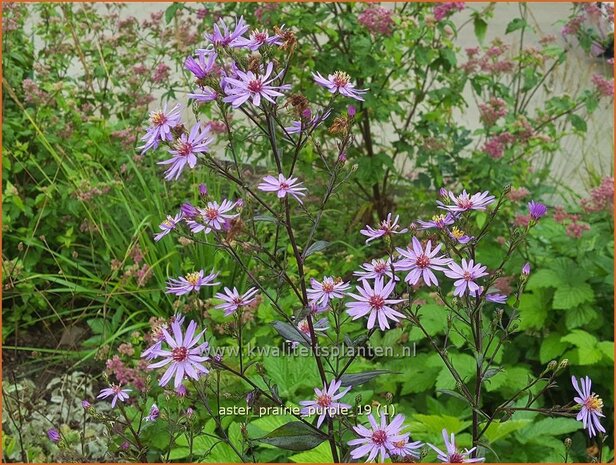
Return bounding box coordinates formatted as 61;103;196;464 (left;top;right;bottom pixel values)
558;359;569;370
347;105;356;117
199;183;208;197
47;428;61;443
547;360;558;371
522;262;531;276
355;394;363;405
564;437;572;449
385;392;393;403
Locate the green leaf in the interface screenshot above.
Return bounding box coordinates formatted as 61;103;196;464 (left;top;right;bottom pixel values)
526;269;561;290
257;421;327;451
272;321;310;347
473;16;488;44
303;240;330;258
505;18;527;34
540;333;568;363
553;283;594;309
598;341;614;362
517;418;581;443
569;114;587;132
483;419;531;444
289;442;333;463
165;3;182;24
561;329;597;349
518;292;548;329
340;370;394;387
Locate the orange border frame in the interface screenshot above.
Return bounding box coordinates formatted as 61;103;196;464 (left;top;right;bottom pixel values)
0;1;613;464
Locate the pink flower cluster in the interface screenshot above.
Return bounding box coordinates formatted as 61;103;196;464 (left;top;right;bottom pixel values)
580;177;614;213
358;6;394;36
462;41;515;75
482;133;514;159
553;206;591;238
106;355;148;392
591;74;614;97
433;2;465;21
479;97;508;126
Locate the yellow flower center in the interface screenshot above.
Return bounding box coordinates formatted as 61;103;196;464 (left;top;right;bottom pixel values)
186;272;201;286
451;226;465;239
585;394;604;413
332;71;350;87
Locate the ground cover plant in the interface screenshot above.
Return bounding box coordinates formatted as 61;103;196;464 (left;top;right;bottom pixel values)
2;2;614;463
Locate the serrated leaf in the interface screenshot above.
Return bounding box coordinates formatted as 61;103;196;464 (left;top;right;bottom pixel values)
553;283;594;309
560;329;598;349
540;333;568;363
257;421;326;451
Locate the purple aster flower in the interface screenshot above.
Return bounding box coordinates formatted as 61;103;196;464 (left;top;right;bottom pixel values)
428;429;485;463
158;123;213;181
181;202;199;219
206;16;249;47
307;276;351;306
47;428;61;443
140;104;182;153
486;292;508;304
184;51;217;80
390;437;423;460
309;300;329;314
417;213;456;230
214;287;258;316
572;376;605;437
233;28;283;51
223;62;291;108
299;379;352;428
97;384;131;408
522;262;531;275
257;173;307;203
528;200;547;220
346;278;405;331
354;258;398;282
187;88;218;103
360;213;408;244
166;269;220;295
186;199;239;234
347;413;407;462
443;259;489;297
140;314;187;361
147;319;210;388
312;71;367;101
396;237;451;287
437;190;496;212
144;403;160;422
154;213;183;241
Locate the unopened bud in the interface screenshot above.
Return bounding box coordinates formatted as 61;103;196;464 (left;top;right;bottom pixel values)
564;437;572;449
385;392;393;403
355;394;362;405
547;360;558;371
558;359;569;370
